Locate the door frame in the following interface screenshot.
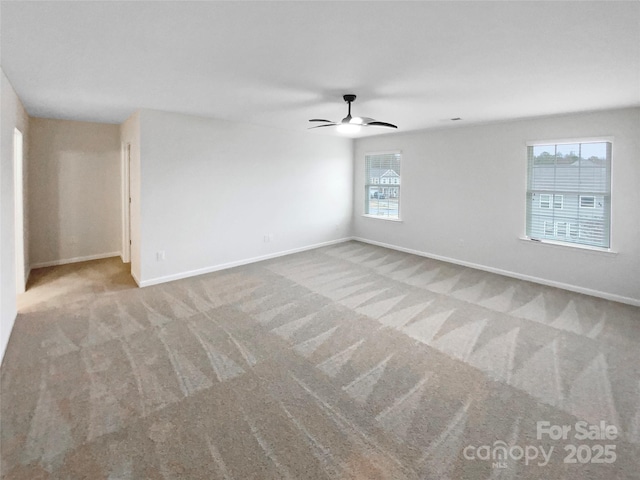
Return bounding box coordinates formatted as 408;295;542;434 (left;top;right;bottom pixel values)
14;128;26;293
121;142;131;264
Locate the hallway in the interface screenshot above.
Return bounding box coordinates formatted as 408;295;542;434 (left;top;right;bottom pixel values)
17;257;136;314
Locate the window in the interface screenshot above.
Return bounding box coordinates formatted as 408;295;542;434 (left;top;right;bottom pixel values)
540;194;551;209
365;152;401;219
553;195;563;209
540;194;563;209
569;223;578;239
526;141;611;249
580;195;595;208
555;222;568;237
544;221;554;236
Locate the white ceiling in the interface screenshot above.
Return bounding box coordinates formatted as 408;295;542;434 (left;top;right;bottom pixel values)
1;1;639;138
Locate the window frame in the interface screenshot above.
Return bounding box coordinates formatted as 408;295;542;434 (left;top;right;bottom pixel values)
579;195;596;209
364;151;402;221
544;221;554;237
539;194;552;209
553;194;564;209
525;137;612;251
555;221;568;237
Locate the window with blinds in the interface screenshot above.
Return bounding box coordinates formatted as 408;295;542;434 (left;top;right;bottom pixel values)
526;141;611;249
365;152;401;219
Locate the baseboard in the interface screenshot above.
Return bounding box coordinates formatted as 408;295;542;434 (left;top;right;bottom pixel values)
138;237;353;287
352;237;640;307
30;252;121;269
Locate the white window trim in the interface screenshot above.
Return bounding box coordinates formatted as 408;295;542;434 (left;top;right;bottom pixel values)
362;214;403;222
526;136;614;147
520;237;617;255
364;150;402;221
526;138;612;251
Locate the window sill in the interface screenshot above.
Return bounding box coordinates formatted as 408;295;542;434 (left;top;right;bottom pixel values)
362;215;403;223
519;237;617;256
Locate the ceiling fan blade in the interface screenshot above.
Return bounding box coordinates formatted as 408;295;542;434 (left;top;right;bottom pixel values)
366;121;398;129
309;94;398;131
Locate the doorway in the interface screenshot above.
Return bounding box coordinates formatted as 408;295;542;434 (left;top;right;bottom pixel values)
14;128;25;294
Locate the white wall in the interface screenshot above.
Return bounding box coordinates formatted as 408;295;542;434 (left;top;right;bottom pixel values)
1;69;29;362
28;118;121;267
120;111;141;283
137;109;353;285
354;108;640;304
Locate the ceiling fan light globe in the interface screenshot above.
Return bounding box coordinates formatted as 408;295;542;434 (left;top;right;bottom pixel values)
337;123;361;134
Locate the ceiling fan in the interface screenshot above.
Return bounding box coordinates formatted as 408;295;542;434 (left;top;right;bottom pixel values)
309;94;397;133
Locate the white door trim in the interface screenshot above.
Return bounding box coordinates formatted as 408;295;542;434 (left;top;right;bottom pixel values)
14;128;25;293
121;142;131;263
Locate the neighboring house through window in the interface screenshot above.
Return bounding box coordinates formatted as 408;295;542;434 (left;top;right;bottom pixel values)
365;152;401;219
526;140;611;249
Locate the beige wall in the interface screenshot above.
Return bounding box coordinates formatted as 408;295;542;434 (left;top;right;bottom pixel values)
1;69;30;362
28;118;121;267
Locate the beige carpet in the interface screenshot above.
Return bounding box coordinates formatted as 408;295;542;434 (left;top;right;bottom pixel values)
1;241;639;479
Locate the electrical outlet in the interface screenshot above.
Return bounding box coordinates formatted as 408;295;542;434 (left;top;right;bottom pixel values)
263;235;270;243
157;250;165;261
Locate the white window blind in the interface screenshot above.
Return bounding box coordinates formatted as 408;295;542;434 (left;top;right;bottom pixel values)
365;153;401;219
526;141;611;248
